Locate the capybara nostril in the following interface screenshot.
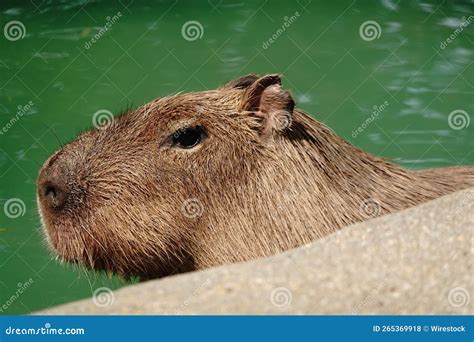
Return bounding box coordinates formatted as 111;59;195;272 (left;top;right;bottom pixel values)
41;180;68;210
38;151;70;210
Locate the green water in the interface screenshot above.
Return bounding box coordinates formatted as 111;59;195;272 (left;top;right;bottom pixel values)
0;0;473;315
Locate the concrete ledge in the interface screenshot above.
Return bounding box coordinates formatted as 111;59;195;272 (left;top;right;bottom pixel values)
38;188;473;315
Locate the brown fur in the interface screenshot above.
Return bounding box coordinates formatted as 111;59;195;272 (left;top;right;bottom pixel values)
37;74;474;280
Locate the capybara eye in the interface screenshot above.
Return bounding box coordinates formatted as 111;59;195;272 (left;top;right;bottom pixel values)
171;126;205;149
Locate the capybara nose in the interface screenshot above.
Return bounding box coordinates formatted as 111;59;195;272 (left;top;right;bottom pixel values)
41;180;67;210
38;152;70;211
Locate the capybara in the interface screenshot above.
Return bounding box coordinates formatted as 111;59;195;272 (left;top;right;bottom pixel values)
37;74;474;280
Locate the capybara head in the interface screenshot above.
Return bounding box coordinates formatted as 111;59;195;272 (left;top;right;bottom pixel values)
38;74;474;280
37;74;298;279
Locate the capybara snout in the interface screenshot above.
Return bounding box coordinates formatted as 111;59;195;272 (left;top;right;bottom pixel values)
37;74;474;280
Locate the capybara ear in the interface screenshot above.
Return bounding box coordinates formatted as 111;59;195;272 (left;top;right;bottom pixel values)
221;74;260;89
239;74;295;136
